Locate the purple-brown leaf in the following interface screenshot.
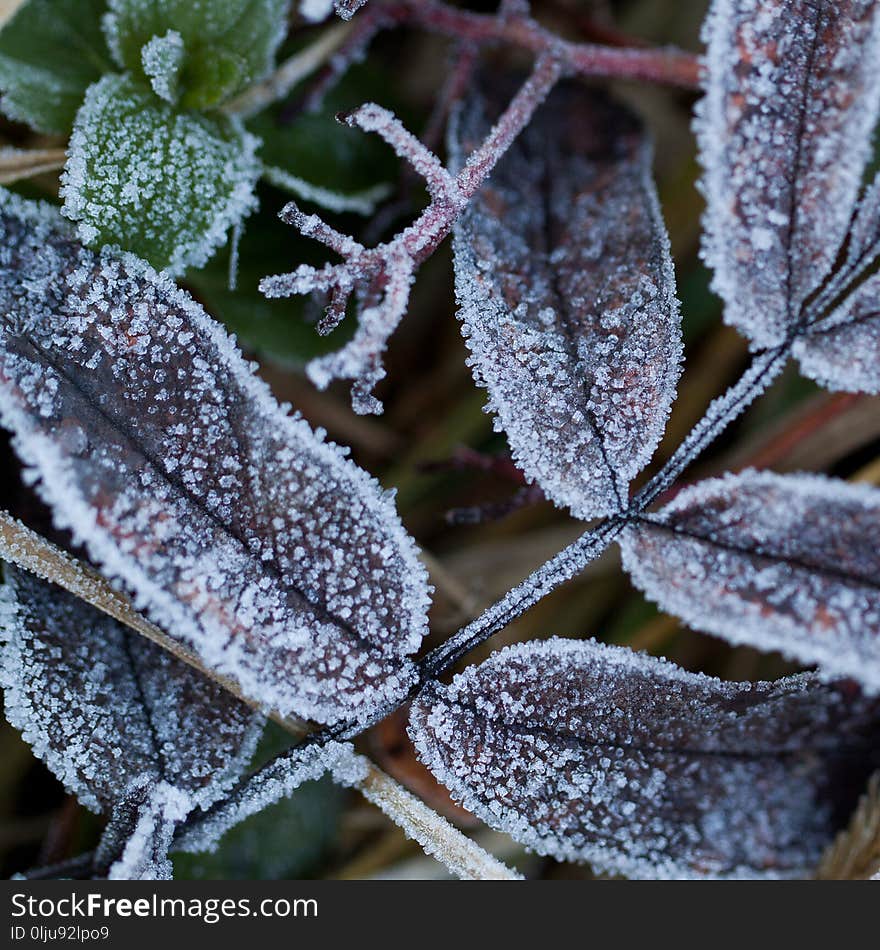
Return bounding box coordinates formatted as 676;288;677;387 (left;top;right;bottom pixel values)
620;470;880;690
0;566;262;814
794;272;880;393
696;0;880;347
409;637;880;879
0;190;431;725
451;81;681;519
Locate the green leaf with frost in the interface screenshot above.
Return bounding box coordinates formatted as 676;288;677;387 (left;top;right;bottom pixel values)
61;74;260;275
103;0;291;110
0;0;112;133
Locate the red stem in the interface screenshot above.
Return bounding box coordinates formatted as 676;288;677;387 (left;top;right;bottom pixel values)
379;0;701;90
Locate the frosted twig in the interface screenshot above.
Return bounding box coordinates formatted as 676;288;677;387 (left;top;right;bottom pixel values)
262;52;563;413
263;165;392;215
224;19;355;119
356;759;523;879
178;739;521;880
368;0;700;89
634;346;791;510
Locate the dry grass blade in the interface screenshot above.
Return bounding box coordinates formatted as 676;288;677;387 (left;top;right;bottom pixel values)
816;773;880;880
0;146;67;185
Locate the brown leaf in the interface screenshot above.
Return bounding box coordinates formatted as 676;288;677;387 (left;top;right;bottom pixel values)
620;469;880;690
0;190;431;724
409;637;880;879
0;566;262;813
696;0;880;347
451;79;681;520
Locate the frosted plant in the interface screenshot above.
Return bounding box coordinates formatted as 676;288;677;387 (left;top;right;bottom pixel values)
620;471;880;691
409;638;880;879
0;190;430;725
0;567;263;877
1;0;880;883
450;80;681;519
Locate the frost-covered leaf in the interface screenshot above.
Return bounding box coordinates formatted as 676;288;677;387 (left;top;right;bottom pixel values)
620;470;880;690
409;637;880;879
0;566;262;813
0;0;112;133
451;81;681;520
61;74;260;275
844;171;880;271
104;0;290;109
696;0;880;347
793;273;880;393
0;190;430;725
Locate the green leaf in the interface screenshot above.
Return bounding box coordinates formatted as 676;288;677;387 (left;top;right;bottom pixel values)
61;74;260;274
185;183;354;366
104;0;291;109
0;0;113;133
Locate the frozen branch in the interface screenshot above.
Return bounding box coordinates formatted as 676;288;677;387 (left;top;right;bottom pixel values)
359;0;700;89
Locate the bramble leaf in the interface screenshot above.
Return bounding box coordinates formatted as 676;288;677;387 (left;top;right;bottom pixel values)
0;190;431;724
0;0;112;133
696;0;880;348
620;470;880;691
103;0;291;110
794;273;880;394
409;637;880;879
0;566;263;814
61;74;260;275
451;81;681;520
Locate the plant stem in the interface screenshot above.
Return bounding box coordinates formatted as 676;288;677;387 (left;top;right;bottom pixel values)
224;20;356;119
380;0;701;89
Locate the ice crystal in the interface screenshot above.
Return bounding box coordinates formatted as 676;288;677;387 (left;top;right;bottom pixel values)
621;470;880;691
696;0;880;347
409;637;880;879
451;81;681;520
0;190;431;725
